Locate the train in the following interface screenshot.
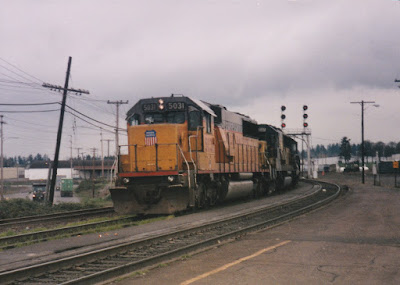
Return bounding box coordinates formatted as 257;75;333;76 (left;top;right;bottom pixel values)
109;95;300;214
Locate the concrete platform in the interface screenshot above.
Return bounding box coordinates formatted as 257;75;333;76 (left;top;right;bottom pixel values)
0;182;316;274
113;174;400;284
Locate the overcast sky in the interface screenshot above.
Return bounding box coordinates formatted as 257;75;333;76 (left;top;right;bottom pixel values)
0;0;399;160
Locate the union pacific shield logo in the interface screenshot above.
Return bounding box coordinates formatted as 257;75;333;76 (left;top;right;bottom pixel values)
145;130;157;146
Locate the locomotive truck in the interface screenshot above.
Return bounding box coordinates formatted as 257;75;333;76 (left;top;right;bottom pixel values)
110;95;300;214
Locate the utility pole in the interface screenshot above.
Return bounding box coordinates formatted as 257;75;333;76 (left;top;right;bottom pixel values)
104;139;113;157
0;115;5;201
69;135;73;179
42;57;90;205
107;100;128;157
100;129;104;178
81;152;86;180
75;147;82;160
91;148;97;198
351;100;375;184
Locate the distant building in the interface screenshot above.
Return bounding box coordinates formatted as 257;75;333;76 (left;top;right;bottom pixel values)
74;159;115;179
24;161;75;180
2;167;25;179
23;160;115;180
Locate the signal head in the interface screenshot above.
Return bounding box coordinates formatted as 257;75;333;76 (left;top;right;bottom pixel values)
281;114;286;120
281;105;286;111
303;114;308;119
303;122;308;128
303;105;308;111
281;123;286;128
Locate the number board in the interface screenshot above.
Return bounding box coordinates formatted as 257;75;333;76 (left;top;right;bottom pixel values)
166;102;185;111
142;103;157;112
393;161;399;169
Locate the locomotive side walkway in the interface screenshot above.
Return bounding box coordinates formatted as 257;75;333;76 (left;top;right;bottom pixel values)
114;173;400;285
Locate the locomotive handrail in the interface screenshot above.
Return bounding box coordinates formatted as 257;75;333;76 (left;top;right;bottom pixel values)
188;135;198;186
177;144;191;189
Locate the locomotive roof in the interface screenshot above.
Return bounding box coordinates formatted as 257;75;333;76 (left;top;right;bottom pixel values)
190;98;216;117
126;95;216;119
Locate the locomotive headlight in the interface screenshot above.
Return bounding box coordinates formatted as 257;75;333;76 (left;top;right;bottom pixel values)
159;104;164;110
158;99;164;104
123;178;130;184
167;176;175;183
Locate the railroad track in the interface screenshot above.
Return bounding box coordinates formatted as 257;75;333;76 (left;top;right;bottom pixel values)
0;207;121;249
0;215;142;250
0;180;343;285
0;207;115;230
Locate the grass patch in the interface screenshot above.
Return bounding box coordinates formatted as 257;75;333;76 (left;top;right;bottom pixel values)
135;215;174;226
157;263;168;268
0;230;16;238
0;179;113;220
0;198;109;220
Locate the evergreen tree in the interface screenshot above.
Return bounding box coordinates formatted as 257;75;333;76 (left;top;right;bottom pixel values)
339;137;352;163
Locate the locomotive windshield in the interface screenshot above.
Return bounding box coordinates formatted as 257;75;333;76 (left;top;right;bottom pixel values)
127;114;140;126
144;111;185;124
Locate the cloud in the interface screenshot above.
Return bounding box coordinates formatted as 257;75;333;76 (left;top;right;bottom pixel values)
0;0;399;158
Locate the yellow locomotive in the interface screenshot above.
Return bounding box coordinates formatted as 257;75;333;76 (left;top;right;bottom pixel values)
110;95;300;214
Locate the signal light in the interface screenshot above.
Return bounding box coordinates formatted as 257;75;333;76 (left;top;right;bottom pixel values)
303;105;308;128
280;106;286;129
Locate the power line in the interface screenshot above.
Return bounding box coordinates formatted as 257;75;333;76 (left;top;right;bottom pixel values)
65;104;126;131
0;57;43;83
0;64;37;84
4;115;56;128
0;102;60;106
65;110;115;132
0;109;59;113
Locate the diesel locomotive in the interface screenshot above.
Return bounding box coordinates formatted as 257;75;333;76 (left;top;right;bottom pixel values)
110;95;300;214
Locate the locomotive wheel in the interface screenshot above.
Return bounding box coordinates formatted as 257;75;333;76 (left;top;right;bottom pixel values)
195;182;207;208
206;182;218;206
267;180;276;195
254;179;264;198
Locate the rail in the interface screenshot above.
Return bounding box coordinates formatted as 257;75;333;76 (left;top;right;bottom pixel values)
0;180;342;284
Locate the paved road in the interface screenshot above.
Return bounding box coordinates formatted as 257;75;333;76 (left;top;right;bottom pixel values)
114;175;400;285
4;187;80;204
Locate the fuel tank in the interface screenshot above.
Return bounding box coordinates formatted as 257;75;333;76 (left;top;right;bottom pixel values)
222;180;254;201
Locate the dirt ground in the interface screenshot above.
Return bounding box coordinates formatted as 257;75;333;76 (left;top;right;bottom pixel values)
316;171;400;190
113;172;400;285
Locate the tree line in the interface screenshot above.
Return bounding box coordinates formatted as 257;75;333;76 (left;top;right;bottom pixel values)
300;138;400;162
2;154;116;167
3;138;400;168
